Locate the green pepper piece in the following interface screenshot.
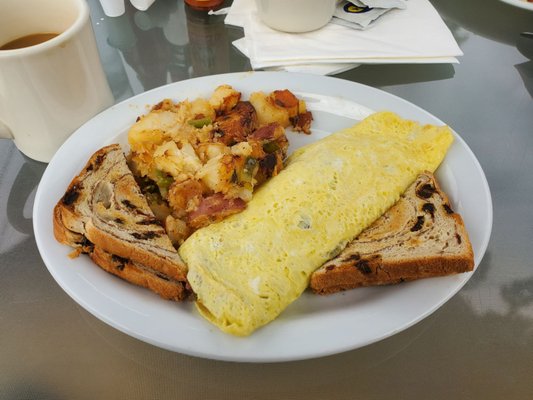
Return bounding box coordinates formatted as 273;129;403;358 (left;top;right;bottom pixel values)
262;141;279;154
187;117;212;128
153;169;174;198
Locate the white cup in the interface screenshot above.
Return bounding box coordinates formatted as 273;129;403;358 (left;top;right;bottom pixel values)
255;0;337;33
0;0;114;162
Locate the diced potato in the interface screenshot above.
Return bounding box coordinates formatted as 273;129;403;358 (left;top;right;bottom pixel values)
190;98;216;121
129;128;165;146
165;215;191;246
298;99;307;113
129;111;181;143
213;101;258;146
196;142;229;162
209;85;241;114
271;89;299;118
249;91;290;128
167;178;204;217
153;141;202;178
196;154;236;194
146;195;173;222
151;98;177;112
230;142;253;157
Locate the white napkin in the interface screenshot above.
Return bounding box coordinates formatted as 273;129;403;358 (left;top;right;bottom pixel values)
232;38;361;75
226;0;462;75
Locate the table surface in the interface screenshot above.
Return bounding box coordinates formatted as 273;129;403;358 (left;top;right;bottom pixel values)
1;0;533;398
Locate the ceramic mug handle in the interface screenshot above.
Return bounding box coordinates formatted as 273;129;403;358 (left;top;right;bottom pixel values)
0;119;13;139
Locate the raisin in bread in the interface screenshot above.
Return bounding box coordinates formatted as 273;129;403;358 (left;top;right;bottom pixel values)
309;172;474;295
53;144;188;300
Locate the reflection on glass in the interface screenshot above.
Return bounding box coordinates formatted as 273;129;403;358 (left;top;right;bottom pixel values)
100;0;235;91
105;0;192;91
516;35;533;99
185;4;230;77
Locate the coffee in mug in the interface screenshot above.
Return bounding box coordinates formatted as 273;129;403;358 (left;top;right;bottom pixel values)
0;33;60;50
0;0;114;162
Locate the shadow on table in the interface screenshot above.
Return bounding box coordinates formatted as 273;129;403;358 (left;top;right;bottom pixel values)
336;63;456;88
4;154;46;236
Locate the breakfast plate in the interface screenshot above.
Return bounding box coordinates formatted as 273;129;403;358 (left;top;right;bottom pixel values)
33;72;492;362
499;0;533;10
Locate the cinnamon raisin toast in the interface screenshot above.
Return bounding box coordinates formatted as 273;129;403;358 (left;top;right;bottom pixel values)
53;144;188;300
309;172;474;295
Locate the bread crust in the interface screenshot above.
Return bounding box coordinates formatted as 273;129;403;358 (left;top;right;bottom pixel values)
89;246;187;301
85;220;186;281
310;172;474;295
311;254;474;295
53;204;84;247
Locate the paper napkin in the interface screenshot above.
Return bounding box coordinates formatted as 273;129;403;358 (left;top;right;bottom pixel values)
225;0;462;75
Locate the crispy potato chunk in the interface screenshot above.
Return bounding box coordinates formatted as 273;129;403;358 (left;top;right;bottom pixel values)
209;84;241;115
165;215;191;246
249;89;312;134
190;98;216;121
167;179;204;218
196;154;236;195
271;89;299;118
153;141;202;179
292;111;313;134
196;142;229;163
249;91;291;128
214;101;258;146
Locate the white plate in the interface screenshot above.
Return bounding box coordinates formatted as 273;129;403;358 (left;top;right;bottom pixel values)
500;0;533;11
33;72;492;362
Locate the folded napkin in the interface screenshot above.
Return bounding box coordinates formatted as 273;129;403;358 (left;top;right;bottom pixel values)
225;0;462;75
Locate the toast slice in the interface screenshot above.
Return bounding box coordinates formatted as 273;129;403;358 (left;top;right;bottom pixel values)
309;172;474;295
53;144;188;300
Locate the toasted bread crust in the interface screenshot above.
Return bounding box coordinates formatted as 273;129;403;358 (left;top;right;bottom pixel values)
85;220;186;281
310;254;474;295
53;204;84;247
89;246;187;301
310;172;474;295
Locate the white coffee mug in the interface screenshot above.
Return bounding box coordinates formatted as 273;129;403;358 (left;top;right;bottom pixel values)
0;0;114;163
256;0;337;33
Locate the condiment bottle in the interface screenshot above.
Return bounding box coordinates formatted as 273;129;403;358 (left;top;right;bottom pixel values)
184;0;224;11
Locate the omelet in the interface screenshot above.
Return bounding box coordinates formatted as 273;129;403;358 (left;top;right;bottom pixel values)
178;111;454;336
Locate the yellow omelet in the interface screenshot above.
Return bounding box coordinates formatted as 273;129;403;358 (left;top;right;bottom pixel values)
178;111;454;336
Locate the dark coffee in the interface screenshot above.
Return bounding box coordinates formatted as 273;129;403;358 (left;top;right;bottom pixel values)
0;33;59;50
